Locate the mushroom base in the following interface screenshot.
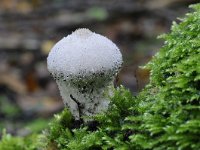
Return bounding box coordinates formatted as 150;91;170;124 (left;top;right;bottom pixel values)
56;80;112;121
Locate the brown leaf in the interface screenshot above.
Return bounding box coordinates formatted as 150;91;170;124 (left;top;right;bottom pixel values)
0;73;27;94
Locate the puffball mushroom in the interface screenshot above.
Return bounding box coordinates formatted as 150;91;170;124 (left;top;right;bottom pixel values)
47;28;122;121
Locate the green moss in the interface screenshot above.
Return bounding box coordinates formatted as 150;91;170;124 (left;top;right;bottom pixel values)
25;118;49;133
139;4;200;149
0;130;41;150
0;96;20;118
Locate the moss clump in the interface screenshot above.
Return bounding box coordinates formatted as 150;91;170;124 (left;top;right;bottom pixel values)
0;130;41;150
137;4;200;149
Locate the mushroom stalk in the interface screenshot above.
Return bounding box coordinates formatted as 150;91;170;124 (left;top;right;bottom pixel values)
47;28;122;121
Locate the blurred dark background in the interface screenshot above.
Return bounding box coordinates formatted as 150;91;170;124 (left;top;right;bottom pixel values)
0;0;199;136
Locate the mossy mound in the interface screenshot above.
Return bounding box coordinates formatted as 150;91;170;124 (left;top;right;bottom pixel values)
135;3;200;149
0;130;41;150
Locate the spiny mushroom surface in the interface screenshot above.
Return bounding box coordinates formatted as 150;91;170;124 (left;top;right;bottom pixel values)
47;28;122;121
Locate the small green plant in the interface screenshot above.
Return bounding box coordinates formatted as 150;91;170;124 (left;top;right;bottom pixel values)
0;130;41;150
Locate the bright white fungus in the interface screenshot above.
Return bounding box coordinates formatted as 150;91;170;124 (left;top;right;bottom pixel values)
47;28;122;121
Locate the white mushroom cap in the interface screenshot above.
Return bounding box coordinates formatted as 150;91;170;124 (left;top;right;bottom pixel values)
47;28;122;80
